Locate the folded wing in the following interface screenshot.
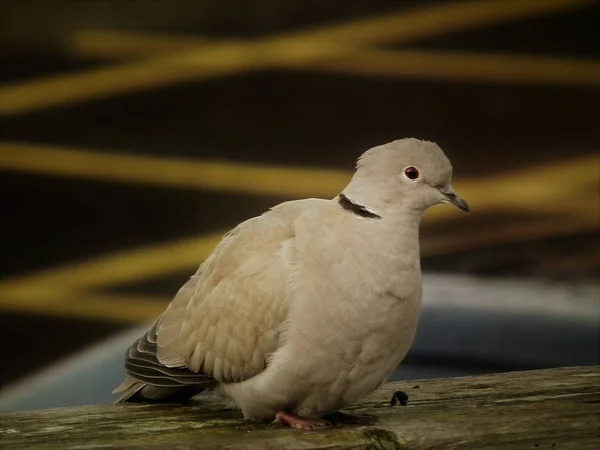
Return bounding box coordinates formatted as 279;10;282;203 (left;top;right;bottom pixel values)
123;210;298;389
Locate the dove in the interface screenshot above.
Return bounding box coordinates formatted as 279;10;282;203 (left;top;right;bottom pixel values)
113;138;469;429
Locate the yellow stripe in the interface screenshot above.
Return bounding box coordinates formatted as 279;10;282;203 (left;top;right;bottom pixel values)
0;141;351;198
308;49;600;87
0;231;226;297
1;0;592;116
285;0;594;46
0;292;166;323
0;41;261;117
421;218;598;257
466;153;600;220
69;30;212;59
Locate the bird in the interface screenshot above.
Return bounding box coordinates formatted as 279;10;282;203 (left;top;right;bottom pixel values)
113;138;469;429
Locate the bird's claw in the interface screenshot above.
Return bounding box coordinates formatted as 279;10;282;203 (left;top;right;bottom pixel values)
273;410;379;429
273;411;331;430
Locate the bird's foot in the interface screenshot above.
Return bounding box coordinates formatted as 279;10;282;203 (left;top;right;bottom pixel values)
326;411;379;426
390;390;409;406
273;411;331;430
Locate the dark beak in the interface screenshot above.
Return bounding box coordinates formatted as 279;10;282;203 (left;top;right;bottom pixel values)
441;189;470;213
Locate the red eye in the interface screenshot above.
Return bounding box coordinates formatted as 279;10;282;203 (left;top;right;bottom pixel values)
404;166;419;180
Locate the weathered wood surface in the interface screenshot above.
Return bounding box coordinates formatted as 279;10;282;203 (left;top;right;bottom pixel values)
1;366;598;449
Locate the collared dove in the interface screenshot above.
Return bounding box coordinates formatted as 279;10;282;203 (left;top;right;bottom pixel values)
113;138;469;429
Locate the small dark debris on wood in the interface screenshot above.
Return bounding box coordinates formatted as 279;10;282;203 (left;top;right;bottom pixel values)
390;390;409;406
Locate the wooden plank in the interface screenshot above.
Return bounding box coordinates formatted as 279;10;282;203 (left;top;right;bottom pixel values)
1;366;598;449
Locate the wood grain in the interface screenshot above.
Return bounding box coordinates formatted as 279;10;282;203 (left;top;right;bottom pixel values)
1;366;598;449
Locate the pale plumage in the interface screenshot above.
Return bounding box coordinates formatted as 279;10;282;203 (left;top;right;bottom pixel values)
113;138;469;427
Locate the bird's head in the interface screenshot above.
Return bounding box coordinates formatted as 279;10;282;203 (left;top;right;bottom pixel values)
342;138;469;217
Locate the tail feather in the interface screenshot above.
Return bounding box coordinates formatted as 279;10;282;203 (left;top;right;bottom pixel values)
112;377;146;403
113;316;214;404
113;376;205;403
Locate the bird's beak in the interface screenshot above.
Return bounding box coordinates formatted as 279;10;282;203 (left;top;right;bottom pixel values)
440;188;470;213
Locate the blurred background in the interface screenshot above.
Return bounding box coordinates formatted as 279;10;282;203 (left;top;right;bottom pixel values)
0;0;598;412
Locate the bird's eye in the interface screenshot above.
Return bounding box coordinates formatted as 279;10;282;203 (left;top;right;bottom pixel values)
404;166;420;180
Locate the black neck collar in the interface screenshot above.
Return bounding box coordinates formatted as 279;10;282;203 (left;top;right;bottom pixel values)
338;194;381;219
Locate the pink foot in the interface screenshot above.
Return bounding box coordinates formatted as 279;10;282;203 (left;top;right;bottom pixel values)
326;411;379;426
273;411;331;430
